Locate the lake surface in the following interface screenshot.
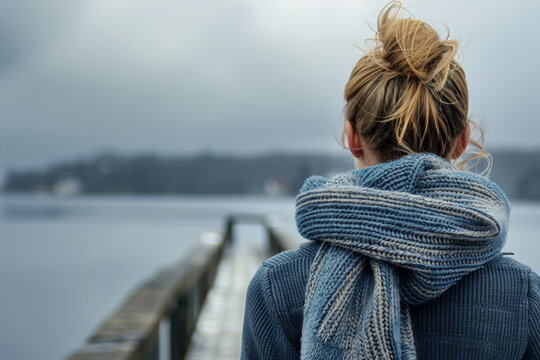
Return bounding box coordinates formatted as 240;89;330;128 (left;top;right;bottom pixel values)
1;194;539;360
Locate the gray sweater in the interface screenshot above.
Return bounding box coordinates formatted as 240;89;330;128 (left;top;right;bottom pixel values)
241;241;540;359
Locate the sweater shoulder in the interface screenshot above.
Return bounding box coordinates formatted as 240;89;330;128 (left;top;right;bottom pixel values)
262;241;320;269
259;241;319;313
251;241;319;351
458;254;536;301
488;254;536;273
482;254;540;287
411;254;537;357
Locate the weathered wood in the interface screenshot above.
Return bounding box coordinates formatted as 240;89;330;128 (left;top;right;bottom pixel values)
224;217;234;245
264;216;298;254
224;214;296;254
66;215;298;360
66;231;224;360
66;343;135;360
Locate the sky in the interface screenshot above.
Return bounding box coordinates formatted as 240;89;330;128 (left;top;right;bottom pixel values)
1;0;540;175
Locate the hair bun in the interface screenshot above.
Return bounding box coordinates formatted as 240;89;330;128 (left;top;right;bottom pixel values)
374;1;458;90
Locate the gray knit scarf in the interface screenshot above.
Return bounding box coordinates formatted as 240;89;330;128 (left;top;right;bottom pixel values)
295;153;510;359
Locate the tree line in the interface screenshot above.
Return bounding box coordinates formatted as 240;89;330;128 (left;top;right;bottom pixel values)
3;149;540;200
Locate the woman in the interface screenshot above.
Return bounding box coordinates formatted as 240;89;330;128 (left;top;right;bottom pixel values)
241;2;540;359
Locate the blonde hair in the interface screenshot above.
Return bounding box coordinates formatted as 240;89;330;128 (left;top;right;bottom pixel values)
342;1;490;174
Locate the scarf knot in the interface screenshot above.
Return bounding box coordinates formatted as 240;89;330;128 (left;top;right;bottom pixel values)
296;153;510;360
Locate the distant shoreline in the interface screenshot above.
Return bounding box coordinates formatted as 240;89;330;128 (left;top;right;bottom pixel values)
3;150;540;200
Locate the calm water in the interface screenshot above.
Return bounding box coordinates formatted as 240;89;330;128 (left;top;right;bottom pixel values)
1;194;539;360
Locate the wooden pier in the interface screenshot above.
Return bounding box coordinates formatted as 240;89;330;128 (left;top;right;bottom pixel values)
66;215;298;360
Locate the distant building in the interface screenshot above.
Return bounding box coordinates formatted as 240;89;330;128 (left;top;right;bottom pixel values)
263;177;288;196
53;174;82;196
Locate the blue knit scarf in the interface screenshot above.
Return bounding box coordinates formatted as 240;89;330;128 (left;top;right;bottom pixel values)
295;152;510;359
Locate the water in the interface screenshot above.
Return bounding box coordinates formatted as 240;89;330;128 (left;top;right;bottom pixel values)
0;194;296;360
505;201;540;270
0;194;539;360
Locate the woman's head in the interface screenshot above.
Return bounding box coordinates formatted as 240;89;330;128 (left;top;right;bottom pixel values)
343;1;489;173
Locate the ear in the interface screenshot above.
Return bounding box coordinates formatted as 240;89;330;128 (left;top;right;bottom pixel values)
345;120;363;158
450;123;470;159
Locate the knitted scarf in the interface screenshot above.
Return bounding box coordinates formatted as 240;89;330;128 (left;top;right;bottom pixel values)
296;152;510;360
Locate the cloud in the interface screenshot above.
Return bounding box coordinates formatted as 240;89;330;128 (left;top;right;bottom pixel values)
1;0;539;172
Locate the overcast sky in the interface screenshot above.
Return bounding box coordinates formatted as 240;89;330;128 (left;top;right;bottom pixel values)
1;0;539;174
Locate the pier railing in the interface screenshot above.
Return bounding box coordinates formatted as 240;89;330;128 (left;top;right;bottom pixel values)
66;214;297;360
223;214;298;254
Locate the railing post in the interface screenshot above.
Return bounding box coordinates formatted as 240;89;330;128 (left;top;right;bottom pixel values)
265;226;275;255
170;294;188;360
147;333;159;360
224;216;234;245
169;256;212;360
